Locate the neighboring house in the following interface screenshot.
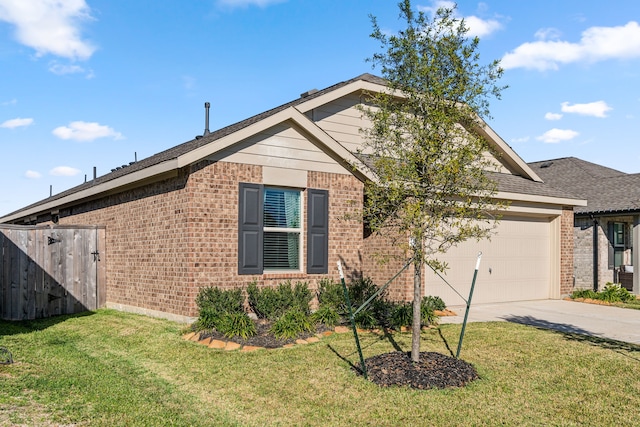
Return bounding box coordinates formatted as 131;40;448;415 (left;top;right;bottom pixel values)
529;157;640;294
0;74;584;322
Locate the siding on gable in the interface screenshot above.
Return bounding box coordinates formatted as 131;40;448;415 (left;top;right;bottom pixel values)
309;93;368;153
208;123;352;176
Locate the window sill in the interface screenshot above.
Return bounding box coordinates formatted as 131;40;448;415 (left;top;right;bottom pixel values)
262;272;308;280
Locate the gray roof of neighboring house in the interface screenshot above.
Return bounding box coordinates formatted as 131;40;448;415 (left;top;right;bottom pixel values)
528;157;640;215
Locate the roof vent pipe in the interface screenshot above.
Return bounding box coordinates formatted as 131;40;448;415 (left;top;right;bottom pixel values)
203;102;210;136
93;166;97;181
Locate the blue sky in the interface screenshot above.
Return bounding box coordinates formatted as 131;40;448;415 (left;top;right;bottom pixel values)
0;0;639;216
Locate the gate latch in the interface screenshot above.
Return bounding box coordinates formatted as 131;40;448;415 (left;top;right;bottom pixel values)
91;250;100;262
47;236;61;245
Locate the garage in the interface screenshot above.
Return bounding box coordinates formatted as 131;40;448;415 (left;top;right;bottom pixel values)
424;215;553;306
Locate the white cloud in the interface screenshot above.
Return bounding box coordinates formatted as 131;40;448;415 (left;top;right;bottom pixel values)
418;1;503;38
52;121;123;142
510;136;530;143
50;166;80;177
2;98;17;106
0;0;96;60
544;112;563;121
216;0;286;8
561;101;612;118
25;170;41;179
534;27;562;41
536;128;579;143
49;62;85;75
502;21;640;70
0;117;33;129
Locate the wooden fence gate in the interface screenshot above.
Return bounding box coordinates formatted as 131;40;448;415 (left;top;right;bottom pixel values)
0;225;106;320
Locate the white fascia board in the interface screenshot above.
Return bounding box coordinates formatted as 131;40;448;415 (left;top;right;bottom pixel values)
295;80;389;113
475;122;543;182
0;160;178;223
495;190;587;207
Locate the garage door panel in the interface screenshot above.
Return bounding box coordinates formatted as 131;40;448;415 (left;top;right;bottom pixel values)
424;217;551;305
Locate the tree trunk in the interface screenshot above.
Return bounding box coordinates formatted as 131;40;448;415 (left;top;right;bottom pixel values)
411;260;422;362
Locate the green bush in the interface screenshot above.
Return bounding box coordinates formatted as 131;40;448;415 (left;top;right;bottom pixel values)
571;288;598;299
421;301;438;326
389;302;412;329
196;287;243;314
217;312;257;339
270;308;313;339
316;278;344;309
354;307;378;329
600;282;634;303
247;280;313;320
422;295;446;312
571;284;635;303
311;305;340;327
292;281;313;315
195;287;244;331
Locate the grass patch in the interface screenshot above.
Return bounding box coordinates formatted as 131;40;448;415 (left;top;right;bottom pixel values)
1;309;640;426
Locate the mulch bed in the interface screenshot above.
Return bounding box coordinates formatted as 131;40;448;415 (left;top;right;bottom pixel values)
198;318;479;390
358;351;479;390
199;320;331;349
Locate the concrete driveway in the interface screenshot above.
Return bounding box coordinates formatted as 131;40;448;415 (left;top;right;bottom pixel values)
439;299;640;345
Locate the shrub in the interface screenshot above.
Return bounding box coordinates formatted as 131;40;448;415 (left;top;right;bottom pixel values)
311;305;340;327
316;278;344;309
270;308;313;339
389;302;412;329
571;288;598;299
247;280;313;320
600;282;634;303
195;287;244;331
421;301;438;326
217;312;256;339
354;307;378;329
196;287;243;315
292;281;313;315
422;295;446;312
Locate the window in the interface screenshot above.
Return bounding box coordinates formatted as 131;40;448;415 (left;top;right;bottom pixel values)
238;183;328;275
609;222;630;268
263;188;301;270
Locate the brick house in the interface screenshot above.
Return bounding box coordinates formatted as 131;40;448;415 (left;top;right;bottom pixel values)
1;74;584;322
529;157;640;294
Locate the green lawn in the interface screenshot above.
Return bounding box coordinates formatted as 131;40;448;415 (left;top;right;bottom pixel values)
1;309;639;426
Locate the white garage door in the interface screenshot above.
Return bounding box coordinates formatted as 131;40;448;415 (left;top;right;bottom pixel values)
424;216;552;306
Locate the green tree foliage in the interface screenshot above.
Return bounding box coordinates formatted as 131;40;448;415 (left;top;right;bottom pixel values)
362;1;507;361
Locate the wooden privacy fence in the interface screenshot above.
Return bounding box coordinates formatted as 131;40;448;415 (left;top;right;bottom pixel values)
0;225;106;320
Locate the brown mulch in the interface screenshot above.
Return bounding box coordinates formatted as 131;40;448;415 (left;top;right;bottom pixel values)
357;351;479;389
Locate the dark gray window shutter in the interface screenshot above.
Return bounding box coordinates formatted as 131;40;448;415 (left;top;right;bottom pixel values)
238;183;263;275
607;222;614;269
307;189;328;274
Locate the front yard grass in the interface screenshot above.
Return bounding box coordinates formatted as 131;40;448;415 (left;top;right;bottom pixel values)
1;309;639;426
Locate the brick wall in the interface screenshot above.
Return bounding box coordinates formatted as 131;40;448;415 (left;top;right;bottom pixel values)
560;207;575;296
56;160;369;318
362;229;413;302
59;170;192;316
574;217;594;290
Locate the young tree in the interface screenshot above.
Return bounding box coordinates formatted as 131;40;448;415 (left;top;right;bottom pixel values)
360;1;507;362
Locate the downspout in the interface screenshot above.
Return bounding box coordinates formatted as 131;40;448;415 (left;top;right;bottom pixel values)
592;216;598;291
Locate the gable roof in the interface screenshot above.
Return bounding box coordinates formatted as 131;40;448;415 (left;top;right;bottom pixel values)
2;74;583;223
529;157;640;214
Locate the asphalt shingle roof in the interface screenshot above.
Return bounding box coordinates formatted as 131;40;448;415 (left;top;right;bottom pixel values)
529;157;640;214
3;74;580;220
